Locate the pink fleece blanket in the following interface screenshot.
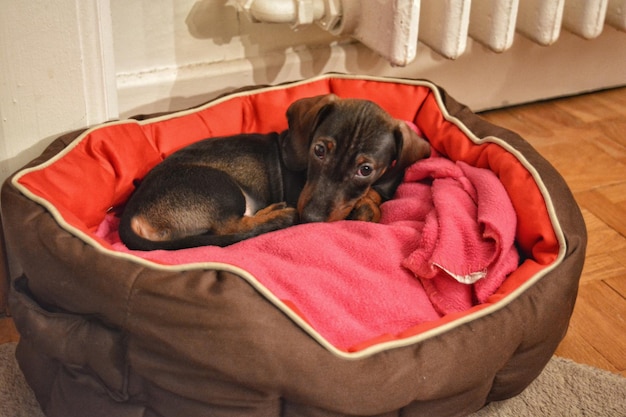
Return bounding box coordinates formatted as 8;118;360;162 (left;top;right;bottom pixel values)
96;152;518;351
380;153;520;315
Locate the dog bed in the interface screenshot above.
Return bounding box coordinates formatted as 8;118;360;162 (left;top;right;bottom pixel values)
1;75;586;417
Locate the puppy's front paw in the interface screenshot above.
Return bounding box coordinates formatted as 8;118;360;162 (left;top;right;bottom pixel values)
256;203;298;228
263;202;288;212
348;189;382;222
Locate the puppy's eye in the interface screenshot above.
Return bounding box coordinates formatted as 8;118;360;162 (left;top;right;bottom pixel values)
313;143;326;160
356;164;374;177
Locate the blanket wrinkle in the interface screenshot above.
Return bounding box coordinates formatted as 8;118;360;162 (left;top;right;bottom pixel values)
380;152;519;315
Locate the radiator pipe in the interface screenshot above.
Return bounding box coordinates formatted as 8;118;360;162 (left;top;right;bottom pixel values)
235;0;415;66
237;0;343;30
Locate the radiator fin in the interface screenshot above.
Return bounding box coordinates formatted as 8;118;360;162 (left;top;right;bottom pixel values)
344;0;624;64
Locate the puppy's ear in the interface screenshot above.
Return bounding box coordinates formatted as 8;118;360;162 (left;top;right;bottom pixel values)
373;121;431;199
280;94;339;171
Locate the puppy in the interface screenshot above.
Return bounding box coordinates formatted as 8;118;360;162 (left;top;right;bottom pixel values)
119;94;430;250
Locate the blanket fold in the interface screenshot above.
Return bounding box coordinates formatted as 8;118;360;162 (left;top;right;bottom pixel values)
380;152;519;315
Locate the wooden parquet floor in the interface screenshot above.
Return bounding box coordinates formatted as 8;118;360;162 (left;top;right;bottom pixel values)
1;87;625;377
481;86;626;377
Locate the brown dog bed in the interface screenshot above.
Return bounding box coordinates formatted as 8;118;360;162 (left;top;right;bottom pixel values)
1;75;586;416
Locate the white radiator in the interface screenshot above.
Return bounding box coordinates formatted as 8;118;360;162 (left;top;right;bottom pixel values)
238;0;626;65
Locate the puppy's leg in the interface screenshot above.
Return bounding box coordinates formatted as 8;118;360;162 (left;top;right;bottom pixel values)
121;164;300;250
216;202;298;236
120;165;247;247
347;188;383;222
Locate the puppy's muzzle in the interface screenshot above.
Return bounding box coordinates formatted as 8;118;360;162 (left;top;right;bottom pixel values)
297;184;354;223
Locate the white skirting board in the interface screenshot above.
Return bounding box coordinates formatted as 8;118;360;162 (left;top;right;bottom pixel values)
116;26;626;119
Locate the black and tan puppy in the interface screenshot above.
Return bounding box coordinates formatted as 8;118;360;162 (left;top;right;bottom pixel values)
119;94;430;250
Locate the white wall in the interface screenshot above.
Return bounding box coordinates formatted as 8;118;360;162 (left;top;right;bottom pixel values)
112;0;344;116
0;0;117;182
1;0;626;186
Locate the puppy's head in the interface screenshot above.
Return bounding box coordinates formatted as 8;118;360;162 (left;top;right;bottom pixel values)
281;94;430;223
